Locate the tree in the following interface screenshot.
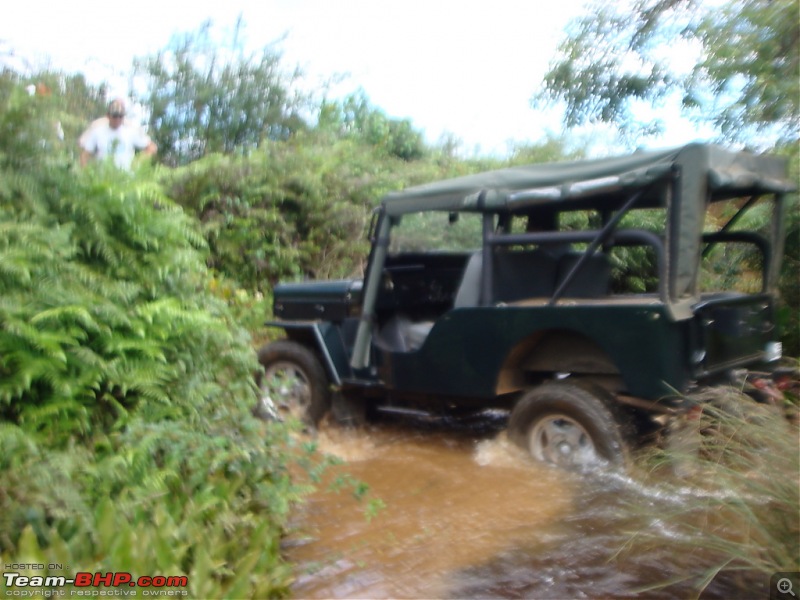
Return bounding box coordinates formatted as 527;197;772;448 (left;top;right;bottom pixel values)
0;59;110;158
134;20;307;166
535;0;799;145
318;90;427;161
536;0;800;354
31;70;108;146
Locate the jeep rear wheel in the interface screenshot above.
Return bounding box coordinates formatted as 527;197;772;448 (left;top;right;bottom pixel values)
257;340;331;426
508;382;627;471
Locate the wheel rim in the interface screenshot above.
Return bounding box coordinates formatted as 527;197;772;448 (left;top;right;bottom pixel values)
528;414;603;469
262;361;311;422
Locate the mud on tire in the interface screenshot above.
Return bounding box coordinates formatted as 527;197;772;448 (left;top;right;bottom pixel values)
256;340;331;426
508;382;628;471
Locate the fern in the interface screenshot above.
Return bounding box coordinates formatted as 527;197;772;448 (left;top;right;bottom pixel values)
0;74;356;598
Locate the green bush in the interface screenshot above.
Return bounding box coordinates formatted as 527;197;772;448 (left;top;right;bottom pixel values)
162;133;465;291
0;81;309;597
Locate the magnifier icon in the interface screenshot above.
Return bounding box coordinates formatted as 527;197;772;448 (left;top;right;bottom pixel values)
778;578;796;597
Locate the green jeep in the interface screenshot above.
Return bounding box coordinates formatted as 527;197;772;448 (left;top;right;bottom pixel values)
258;143;794;470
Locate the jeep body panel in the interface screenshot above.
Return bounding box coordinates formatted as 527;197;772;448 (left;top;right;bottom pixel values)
376;303;686;400
265;319;358;385
691;293;779;376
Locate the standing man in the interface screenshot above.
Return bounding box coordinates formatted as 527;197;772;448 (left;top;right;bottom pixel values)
79;98;157;169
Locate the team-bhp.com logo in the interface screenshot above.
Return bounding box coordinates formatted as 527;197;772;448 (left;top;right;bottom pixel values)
3;569;188;597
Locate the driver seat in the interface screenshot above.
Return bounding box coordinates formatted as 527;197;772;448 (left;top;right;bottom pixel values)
377;252;484;352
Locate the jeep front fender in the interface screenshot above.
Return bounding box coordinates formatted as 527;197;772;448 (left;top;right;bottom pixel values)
265;321;352;385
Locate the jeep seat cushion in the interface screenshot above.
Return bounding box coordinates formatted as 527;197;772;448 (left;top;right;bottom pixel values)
556;253;612;298
453;252;483;308
375;315;434;353
492;249;558;303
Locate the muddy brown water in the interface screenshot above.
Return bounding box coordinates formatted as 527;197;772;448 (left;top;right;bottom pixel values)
285;414;764;599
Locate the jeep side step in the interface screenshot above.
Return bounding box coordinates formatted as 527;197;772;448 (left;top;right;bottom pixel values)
374;406;437;419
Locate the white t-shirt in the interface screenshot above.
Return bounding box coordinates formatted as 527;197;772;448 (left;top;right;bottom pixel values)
79;117;153;169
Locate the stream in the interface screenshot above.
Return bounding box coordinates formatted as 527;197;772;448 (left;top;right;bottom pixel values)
285;413;767;599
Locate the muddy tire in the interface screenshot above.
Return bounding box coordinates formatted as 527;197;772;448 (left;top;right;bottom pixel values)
508;382;627;471
257;340;331;426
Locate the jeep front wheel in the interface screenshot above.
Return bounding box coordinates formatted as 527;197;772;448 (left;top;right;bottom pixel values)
508;382;626;471
257;340;331;426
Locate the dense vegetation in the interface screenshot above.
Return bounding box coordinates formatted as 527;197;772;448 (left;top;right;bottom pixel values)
0;45;545;596
0;78;317;597
631;389;799;592
0;3;797;596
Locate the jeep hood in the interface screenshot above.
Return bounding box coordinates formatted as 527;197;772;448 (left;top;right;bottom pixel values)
273;279;363;321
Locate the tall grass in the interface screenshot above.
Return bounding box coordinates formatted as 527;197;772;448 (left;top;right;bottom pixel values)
627;386;799;596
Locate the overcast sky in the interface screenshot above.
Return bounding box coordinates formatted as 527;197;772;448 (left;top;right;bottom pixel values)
1;0;715;156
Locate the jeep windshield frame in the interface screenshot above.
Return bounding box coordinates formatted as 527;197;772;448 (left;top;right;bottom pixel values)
349;143;794;370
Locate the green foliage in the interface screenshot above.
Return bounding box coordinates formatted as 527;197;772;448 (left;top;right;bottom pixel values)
0;162;237;440
0;68;109;165
160;118;574;293
318;91;427;161
30;70;108;148
134;19;306;166
537;3;673;135
162;131;467;290
0;417;311;598
208;274;274;345
0;82;308;597
537;0;799;144
506;136;585;166
0;70;66;171
692;0;799;142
